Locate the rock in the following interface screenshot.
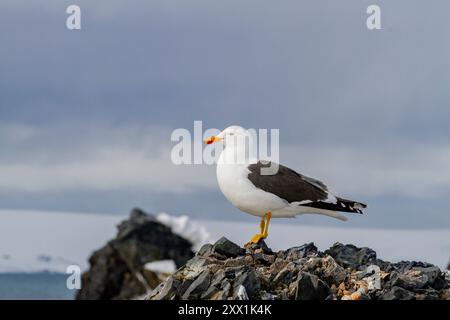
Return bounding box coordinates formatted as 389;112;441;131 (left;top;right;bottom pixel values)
295;272;330;300
183;256;209;279
76;208;194;300
325;242;377;269
246;240;273;254
200;270;226;299
146;276;180;300
224;255;254;268
388;271;428;291
418;266;441;284
304;256;347;286
146;240;450;300
414;288;440;300
232;267;260;299
197;244;213;257
385;260;434;273
440;288;450;300
380;286;415;300
273;262;298;284
212;237;245;258
182;270;212;299
350;291;362;300
285;243;318;261
234;285;249;300
360;265;382;291
417;266;447;290
387;266;449;293
212;281;232;300
260;291;277;300
430;274;448;291
253;252;275;265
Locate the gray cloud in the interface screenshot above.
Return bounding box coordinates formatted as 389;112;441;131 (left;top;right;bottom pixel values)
0;1;449;228
1;123;450;200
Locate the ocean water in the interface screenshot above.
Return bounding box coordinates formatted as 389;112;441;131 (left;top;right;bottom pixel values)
0;272;75;300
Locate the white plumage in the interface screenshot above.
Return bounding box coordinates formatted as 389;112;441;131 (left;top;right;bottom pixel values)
206;125;366;244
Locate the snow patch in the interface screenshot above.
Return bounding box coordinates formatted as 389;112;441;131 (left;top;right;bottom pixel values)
144;260;177;274
156;212;212;251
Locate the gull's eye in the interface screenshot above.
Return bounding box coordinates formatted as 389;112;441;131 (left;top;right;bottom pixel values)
228;132;235;136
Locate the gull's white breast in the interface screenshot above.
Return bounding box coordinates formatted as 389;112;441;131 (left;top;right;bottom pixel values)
216;162;289;217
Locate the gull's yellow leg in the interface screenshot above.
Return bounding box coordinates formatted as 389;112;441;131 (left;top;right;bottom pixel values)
246;212;271;245
263;211;271;238
259;217;265;234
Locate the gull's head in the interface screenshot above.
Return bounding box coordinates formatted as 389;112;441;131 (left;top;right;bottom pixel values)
204;125;248;146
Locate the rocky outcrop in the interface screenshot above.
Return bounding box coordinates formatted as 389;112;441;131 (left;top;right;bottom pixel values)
146;237;450;300
76;208;194;300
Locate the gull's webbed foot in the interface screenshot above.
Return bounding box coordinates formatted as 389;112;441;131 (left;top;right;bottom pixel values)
245;233;266;247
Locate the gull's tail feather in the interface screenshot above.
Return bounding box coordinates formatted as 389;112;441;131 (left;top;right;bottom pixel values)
336;197;367;214
301;197;367;215
292;207;348;221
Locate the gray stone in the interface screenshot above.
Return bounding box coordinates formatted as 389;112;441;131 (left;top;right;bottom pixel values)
183;256;208;279
413;288;440;300
415;266;446;290
207;280;232;300
200;284;220;299
177;278;195;296
234;285;249;300
197;244;213;257
232;267;260;299
285;243;318;261
380;286;415;300
388;271;428;291
200;270;227;299
273;262;299;284
418;266;441;283
212;237;245;258
182;270;212;299
387;260;434;273
295;272;330;300
306;256;346;286
259;290;277;300
246;240;273;254
253;252;275;265
325;242;377;269
148;239;449;300
147;276;180;300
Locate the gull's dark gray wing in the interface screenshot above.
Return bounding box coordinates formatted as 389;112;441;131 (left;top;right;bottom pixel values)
247;161;366;214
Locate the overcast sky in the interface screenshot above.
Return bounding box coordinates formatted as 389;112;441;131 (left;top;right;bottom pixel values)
1;1;450;229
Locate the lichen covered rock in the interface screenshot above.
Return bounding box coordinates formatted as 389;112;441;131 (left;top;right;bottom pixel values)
146;238;450;300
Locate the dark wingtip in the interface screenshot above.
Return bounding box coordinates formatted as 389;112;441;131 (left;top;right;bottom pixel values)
353;202;367;214
355;202;367;209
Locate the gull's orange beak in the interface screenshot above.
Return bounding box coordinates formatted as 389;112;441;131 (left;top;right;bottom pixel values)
205;135;222;144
